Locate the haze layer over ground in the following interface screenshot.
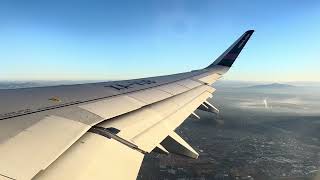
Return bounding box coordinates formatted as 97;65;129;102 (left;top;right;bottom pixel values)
138;81;320;180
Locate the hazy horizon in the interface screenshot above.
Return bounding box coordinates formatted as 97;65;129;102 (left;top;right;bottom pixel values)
1;79;320;91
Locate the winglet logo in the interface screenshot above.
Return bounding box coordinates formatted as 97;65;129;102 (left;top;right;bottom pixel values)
238;34;251;48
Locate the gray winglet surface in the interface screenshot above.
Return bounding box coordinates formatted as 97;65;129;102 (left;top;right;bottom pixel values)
207;30;254;68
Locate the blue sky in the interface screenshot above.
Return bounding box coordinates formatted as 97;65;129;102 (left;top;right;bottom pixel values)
0;0;319;82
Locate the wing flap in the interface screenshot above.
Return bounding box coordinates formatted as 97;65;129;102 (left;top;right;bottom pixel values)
94;85;214;151
163;91;213;130
98;108;164;140
0;116;90;180
33;133;144;180
130;87;213;152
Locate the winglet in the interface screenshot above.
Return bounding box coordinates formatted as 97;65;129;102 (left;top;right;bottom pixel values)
206;30;254;68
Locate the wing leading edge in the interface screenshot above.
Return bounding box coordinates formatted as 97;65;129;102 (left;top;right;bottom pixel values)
0;30;254;180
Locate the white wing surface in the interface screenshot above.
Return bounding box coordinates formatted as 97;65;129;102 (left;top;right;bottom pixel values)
0;30;254;180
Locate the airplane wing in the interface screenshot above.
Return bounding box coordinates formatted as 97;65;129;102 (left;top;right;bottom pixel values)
0;30;254;180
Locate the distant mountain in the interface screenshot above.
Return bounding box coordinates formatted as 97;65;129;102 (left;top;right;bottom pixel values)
245;83;296;89
0;82;43;89
0;80;108;89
